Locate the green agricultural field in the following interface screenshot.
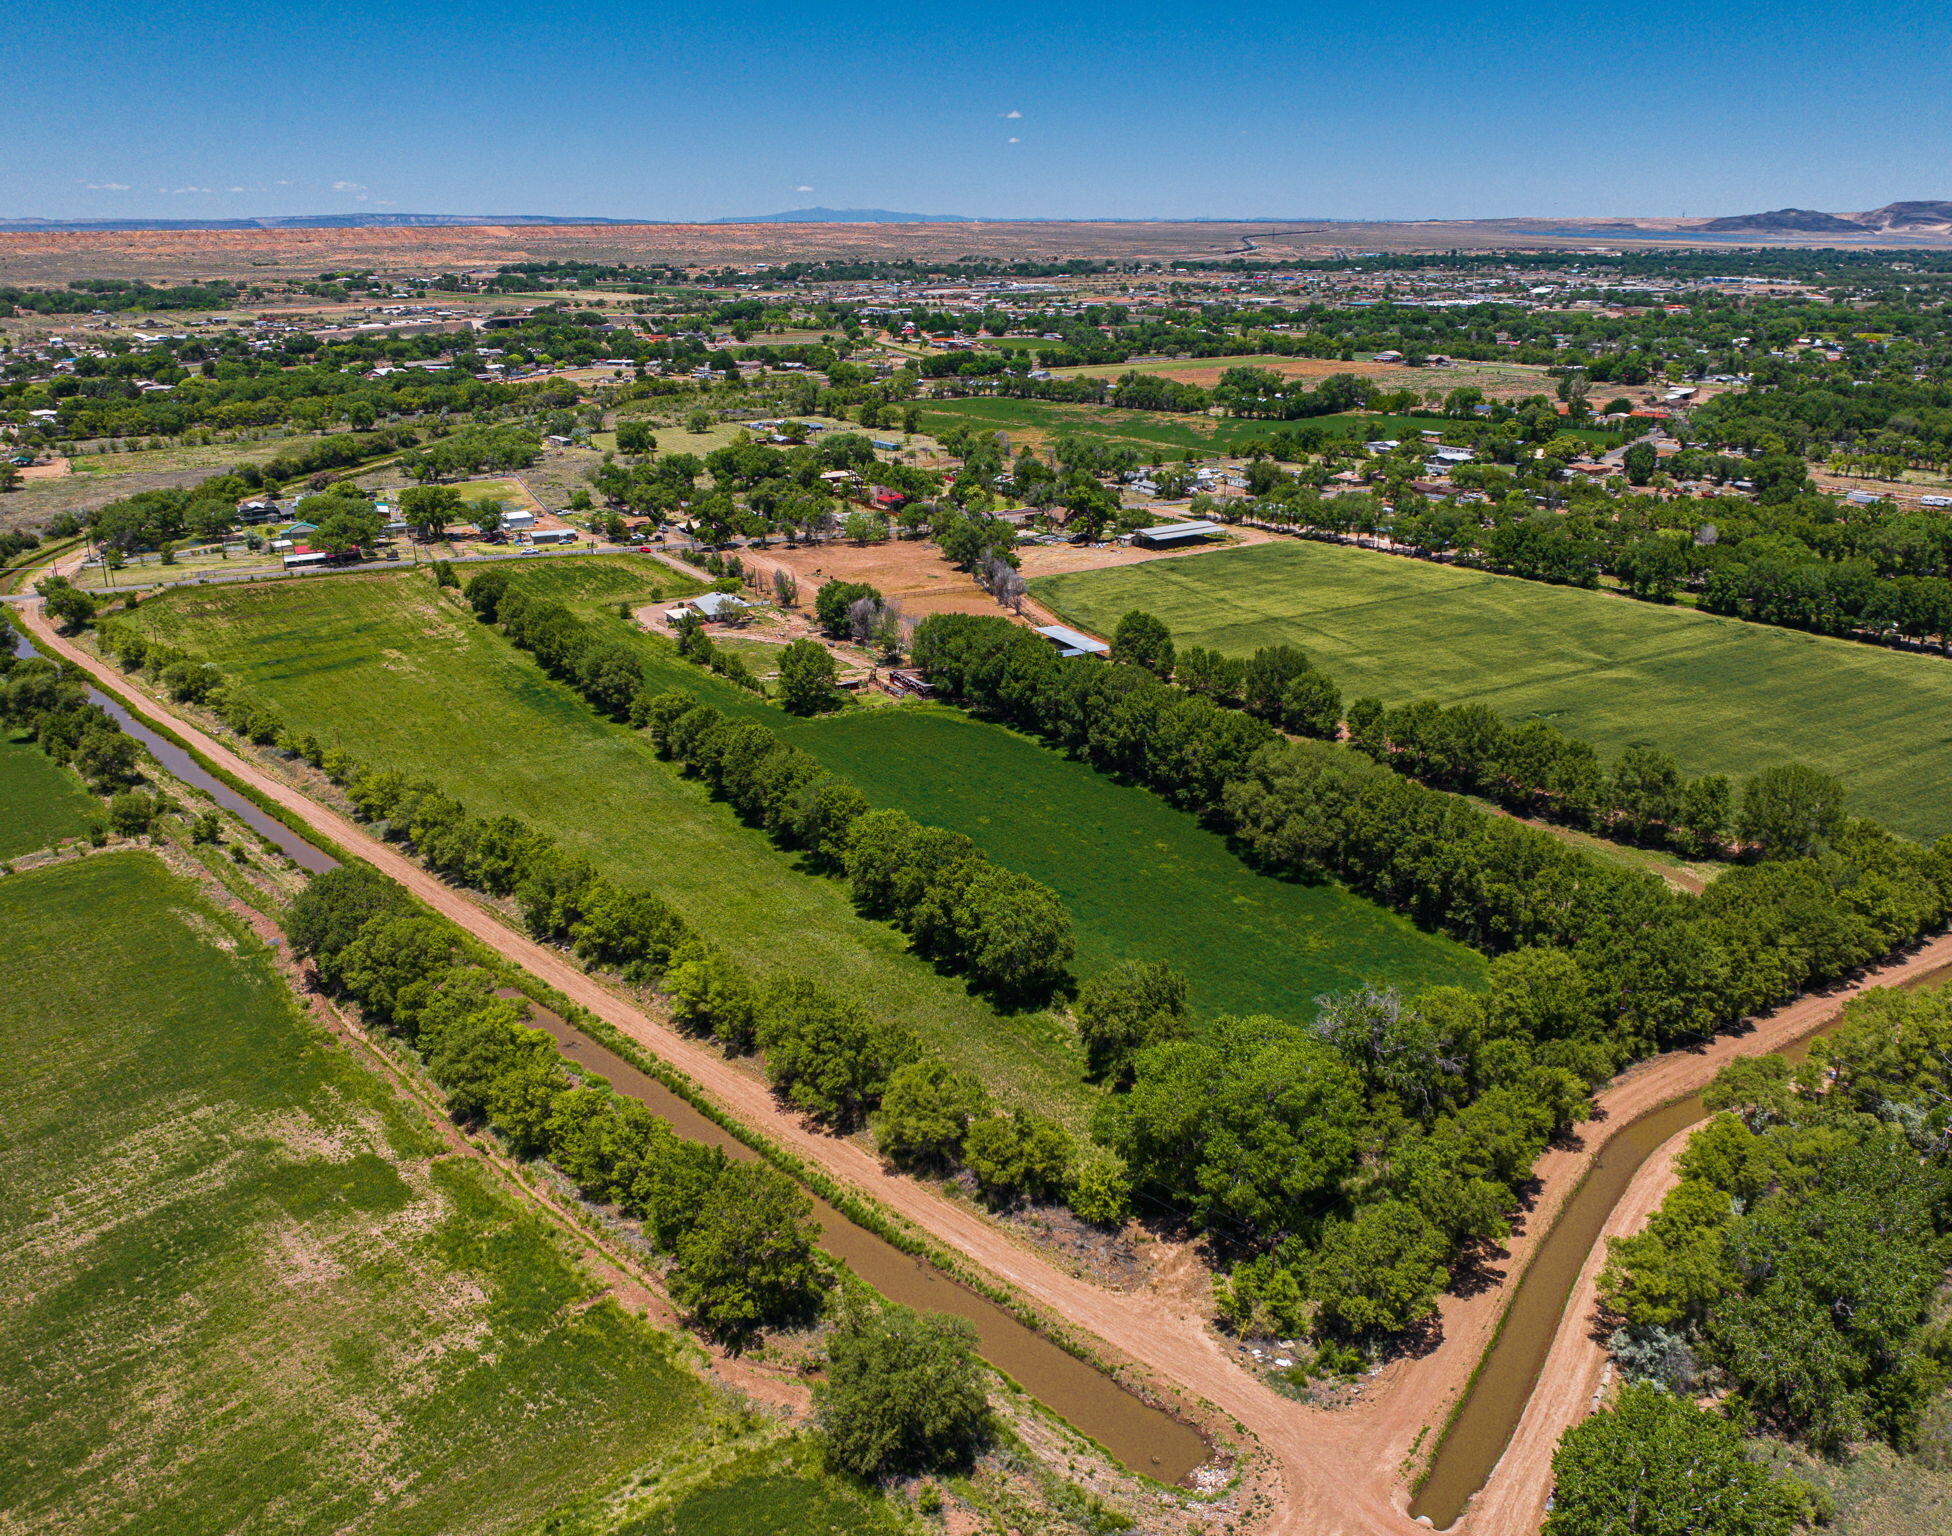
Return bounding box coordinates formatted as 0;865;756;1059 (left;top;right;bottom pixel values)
0;731;98;857
610;1447;905;1536
124;569;1098;1123
779;708;1484;1022
472;551;706;616
471;560;1483;1017
1031;539;1952;842
0;851;713;1536
477;561;1482;1016
919;397;1607;459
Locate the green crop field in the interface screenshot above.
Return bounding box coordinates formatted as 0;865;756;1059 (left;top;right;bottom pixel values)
472;560;1483;1018
123;569;1098;1123
613;1447;904;1536
126;559;1484;1117
0;731;97;857
0;851;714;1536
1031;539;1952;842
779;708;1484;1021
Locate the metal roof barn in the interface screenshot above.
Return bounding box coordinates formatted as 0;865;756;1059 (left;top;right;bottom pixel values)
1133;519;1225;548
1033;623;1110;658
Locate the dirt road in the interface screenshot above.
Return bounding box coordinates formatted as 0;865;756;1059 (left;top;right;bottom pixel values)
27;598;1952;1536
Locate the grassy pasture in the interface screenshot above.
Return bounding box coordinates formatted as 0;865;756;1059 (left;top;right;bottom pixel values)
126;558;1485;1115
0;731;98;856
123;570;1099;1123
1031;539;1952;842
778;708;1484;1021
0;851;712;1536
486;561;1484;1015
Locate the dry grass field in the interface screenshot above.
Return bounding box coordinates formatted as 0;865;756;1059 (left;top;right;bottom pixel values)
9;217;1949;286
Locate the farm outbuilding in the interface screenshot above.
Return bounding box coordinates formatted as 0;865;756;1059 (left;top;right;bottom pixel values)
1133;520;1225;549
1033;623;1110;658
665;591;753;625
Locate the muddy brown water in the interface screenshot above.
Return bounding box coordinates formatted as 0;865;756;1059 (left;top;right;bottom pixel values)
10;628;335;873
1411;960;1952;1530
11;625;1208;1481
525;1008;1210;1483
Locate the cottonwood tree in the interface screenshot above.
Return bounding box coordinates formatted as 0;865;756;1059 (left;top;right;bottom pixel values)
776;638;843;715
669;1161;828;1343
814;1306;992;1478
1110;609;1175;678
1545;1384;1808;1536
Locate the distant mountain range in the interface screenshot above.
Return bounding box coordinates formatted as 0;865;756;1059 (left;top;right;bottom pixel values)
0;213;662;233
708;207;979;223
0;208;983;233
1696;201;1952;235
2;201;1949;237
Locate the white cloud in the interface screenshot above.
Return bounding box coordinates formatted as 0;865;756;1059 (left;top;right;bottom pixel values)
796;184;814;192
331;179;365;192
1002;109;1021;119
166;186;212;194
81;181;132;191
1007;137;1020;144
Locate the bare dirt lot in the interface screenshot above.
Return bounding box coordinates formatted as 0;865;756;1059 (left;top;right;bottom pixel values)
752;536;1000;620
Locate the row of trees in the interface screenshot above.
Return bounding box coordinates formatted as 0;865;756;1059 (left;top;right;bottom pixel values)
100;601;1114;1208
291;865;830;1342
1116;610;1839;861
0;644;147;823
909;611;1952;1333
291;863;996;1476
644;696;1076;1005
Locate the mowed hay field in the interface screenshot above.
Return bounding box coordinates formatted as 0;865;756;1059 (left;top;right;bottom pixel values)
1031;540;1952;842
0;852;711;1536
123;567;1099;1123
0;731;98;857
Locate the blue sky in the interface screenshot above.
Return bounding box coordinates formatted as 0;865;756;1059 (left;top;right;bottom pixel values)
7;0;1950;222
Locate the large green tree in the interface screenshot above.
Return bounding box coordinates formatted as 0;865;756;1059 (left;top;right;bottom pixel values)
1546;1384;1807;1536
669;1162;829;1343
814;1306;992;1478
776;638;843;715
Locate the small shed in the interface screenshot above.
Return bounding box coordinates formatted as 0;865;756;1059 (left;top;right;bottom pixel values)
1033;623;1109;659
528;527;578;544
1133;519;1224;549
500;509;536;530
